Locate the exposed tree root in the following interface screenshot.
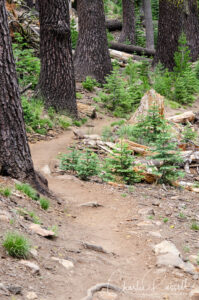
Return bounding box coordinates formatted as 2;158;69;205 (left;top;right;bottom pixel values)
81;283;122;300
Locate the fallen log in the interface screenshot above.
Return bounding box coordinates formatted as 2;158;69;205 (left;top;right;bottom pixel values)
122;139;151;156
109;41;155;57
106;19;122;31
167;111;195;124
109;49;152;63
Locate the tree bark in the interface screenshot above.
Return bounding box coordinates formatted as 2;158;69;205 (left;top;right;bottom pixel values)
38;0;77;116
154;0;199;70
143;0;154;50
109;41;155;57
0;0;45;191
74;0;112;83
106;19;122;32
119;0;135;44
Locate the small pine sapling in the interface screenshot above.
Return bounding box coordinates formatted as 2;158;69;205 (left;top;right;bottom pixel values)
103;142;142;184
149;124;184;185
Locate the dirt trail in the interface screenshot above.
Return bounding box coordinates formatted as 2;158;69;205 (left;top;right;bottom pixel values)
30;117;194;300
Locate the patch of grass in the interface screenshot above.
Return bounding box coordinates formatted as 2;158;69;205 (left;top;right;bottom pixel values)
15;183;39;201
76;92;83;99
121;193;127;198
183;245;190;253
191;222;199;231
48;225;58;237
148;215;154;220
0;186;12;197
82;76;98;91
28;211;41;224
39;198;50;210
179;212;186;219
3;232;31;258
163;217;169;223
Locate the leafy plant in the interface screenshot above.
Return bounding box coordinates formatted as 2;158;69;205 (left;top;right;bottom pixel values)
28;211;41;224
82;76;98;91
103;142;142;184
40;198;50;210
15;183;39;201
3;232;31;258
12;33;40;88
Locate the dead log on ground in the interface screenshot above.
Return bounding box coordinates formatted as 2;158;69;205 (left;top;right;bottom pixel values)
109;49;152;63
167;111;195;124
106;19;122;31
109;41;155;57
77;103;97;119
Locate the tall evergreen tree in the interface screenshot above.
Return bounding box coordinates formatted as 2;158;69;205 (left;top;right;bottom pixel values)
38;0;77;116
143;0;154;49
0;0;45;191
119;0;135;44
154;0;199;70
74;0;112;83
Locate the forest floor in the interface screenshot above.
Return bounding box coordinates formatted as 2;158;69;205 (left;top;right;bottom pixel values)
1;93;199;300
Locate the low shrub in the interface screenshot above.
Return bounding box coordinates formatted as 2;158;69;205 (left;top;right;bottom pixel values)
3;232;31;258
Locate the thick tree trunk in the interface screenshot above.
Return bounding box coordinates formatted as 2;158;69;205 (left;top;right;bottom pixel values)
106;19;122;32
154;0;199;70
0;0;45;191
119;0;135;44
38;0;77;116
74;0;112;83
109;41;155;57
143;0;154;50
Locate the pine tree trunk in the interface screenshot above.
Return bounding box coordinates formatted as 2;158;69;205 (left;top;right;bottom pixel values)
0;0;43;188
143;0;154;50
119;0;135;44
38;0;77;116
154;0;199;70
74;0;112;83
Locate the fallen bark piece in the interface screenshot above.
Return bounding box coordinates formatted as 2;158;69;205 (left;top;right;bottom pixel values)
81;283;122;300
29;224;55;238
80;202;103;208
109;41;155;57
167;111;195;124
82;242;108;254
122;139;151;156
129;89;165;124
77;103;97;119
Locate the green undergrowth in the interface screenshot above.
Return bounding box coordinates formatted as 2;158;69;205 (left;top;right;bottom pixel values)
15;183;39;201
22;97;72;135
3;232;31;259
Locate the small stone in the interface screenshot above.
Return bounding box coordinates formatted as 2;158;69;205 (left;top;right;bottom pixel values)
7;285;22;295
41;165;51;175
26;291;38;299
152;200;160;206
154;241;180;256
149;231;162;238
30;248;38;258
137;221;154;227
20;260;40;274
29;224;55;238
51;257;74;270
193;274;199;280
138;207;155;216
